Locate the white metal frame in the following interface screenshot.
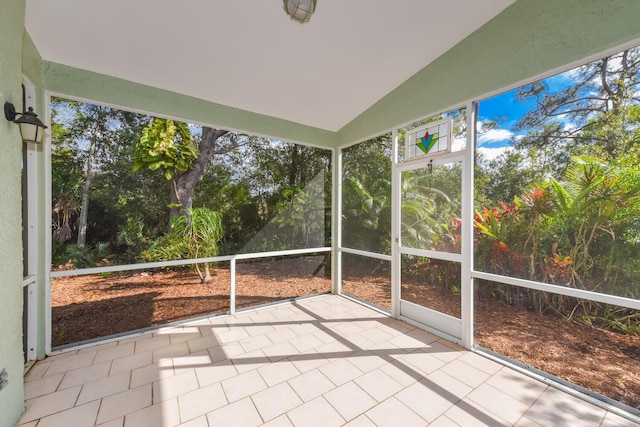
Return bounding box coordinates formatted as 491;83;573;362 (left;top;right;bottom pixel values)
461;101;476;347
44;93;53;354
49;247;332;279
394;129;467;342
22;275;37;363
336;133;395;314
472;271;640;311
39;38;640;362
22;81;39;363
390;129;400;317
48;248;331;349
43;90;340;352
332;147;342;295
334;41;640;350
337;75;640;350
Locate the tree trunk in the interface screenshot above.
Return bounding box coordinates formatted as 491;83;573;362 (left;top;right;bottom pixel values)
201;263;213;284
169;126;230;221
289;144;299;187
77;121;99;247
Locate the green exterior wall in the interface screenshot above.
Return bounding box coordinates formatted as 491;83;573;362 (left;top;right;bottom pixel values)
22;32;43;88
44;63;336;147
336;0;640;145
0;0;27;426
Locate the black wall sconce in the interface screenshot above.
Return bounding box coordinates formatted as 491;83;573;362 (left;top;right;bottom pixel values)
4;102;48;144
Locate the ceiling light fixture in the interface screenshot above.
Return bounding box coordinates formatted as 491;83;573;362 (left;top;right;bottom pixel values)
4;103;48;144
283;0;316;24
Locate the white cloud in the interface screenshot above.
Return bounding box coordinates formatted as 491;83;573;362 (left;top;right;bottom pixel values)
477;146;513;163
452;136;466;151
477;128;514;145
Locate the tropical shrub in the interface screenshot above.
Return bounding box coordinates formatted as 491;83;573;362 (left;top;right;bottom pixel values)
475;156;640;331
143;207;223;283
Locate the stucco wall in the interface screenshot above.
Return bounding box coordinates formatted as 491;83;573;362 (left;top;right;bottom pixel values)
0;0;27;425
22;32;43;89
336;0;640;145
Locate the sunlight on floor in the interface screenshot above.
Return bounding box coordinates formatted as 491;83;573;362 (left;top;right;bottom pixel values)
17;295;640;427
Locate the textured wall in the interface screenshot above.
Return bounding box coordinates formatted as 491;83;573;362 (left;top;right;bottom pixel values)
22;31;44;88
0;0;27;426
336;0;640;145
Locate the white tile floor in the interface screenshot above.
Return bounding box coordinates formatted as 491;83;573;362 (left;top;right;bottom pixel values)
16;295;640;427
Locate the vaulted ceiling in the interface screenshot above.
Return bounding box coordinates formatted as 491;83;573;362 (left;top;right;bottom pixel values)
26;0;516;132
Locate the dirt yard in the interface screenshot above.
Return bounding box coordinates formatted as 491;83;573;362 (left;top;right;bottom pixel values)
52;262;640;410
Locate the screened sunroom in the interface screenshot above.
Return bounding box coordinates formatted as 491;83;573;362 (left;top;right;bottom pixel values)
2;1;640;426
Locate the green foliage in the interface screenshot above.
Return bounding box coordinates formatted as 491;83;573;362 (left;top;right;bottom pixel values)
342;136;392;253
145;208;223;260
52;95;333;264
51;97;157;252
143;208;223;283
401;167;458;250
479;150;547;203
346;177;390;230
406;256;462;293
133;118;199;181
577;303;640;335
475;156;640;330
51;240;69;268
60;242;114;269
474;47;640;333
51;106;84;243
275;185;322;242
142;232;186;263
172;208;224;258
116;216;148;263
218;139;331;253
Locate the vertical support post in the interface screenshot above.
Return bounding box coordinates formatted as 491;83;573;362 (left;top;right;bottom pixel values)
44;91;53;355
461;102;477;349
230;258;236;315
390;129;400;318
23;82;39;362
332;147;342;295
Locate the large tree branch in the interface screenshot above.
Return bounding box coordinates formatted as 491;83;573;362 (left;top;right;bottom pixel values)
178;128;228;187
600;57;616;100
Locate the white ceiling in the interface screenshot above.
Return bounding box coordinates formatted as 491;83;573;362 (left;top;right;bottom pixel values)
26;0;515;132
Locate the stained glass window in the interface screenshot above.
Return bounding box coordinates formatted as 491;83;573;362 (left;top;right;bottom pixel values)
405;117;452;160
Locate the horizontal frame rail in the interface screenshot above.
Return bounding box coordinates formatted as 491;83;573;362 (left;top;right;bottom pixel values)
50;247;331;278
399;247;462;263
473;270;640;311
340;247;392;262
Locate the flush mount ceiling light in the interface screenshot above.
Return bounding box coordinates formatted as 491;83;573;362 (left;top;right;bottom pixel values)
283;0;316;23
4;103;48;144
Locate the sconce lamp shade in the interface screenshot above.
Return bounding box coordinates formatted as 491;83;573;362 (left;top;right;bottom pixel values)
4;103;48;144
283;0;316;23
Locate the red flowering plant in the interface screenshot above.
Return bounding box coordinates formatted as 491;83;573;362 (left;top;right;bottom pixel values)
435;216;462;253
474;201;525;275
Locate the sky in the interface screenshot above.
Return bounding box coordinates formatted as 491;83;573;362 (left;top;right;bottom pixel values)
476;88;526;161
475;72;574;162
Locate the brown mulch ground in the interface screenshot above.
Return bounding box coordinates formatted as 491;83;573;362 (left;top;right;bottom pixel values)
52;263;640;410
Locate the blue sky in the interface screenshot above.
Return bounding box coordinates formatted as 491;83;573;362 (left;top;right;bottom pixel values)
476;73;574;161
